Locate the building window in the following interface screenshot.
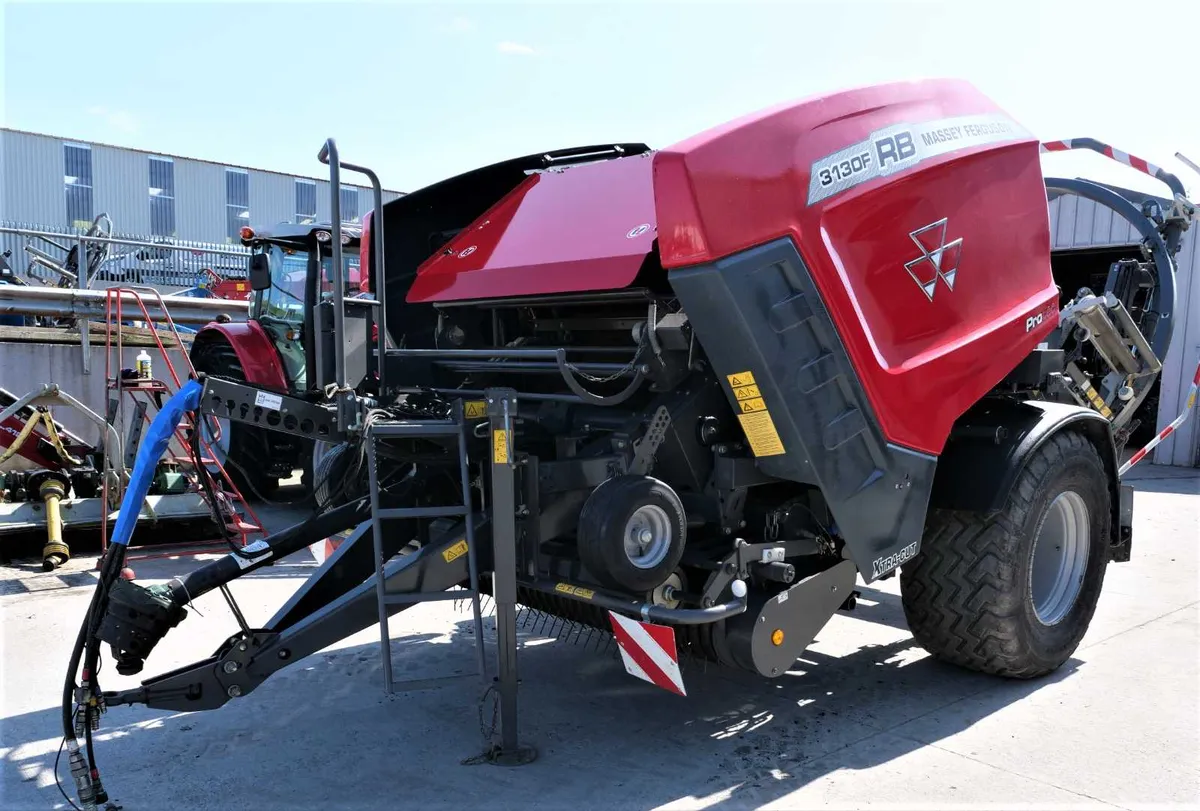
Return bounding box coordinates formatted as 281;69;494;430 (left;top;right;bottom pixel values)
225;168;250;241
295;179;316;224
149;156;176;237
340;186;359;224
64;143;93;229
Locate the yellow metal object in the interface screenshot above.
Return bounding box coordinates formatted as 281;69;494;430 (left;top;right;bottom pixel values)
38;477;70;571
0;408;82;467
771;629;785;646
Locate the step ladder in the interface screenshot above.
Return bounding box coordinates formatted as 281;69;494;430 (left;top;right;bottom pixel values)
365;399;487;693
102;286;266;557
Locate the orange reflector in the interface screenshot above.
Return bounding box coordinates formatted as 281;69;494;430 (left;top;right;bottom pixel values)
239;226;255;240
771;629;784;646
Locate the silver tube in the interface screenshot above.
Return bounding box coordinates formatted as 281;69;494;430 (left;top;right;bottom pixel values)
318;139;347;389
339;159;386;393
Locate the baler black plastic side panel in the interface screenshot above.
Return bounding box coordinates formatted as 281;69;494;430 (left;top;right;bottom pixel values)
668;237;936;583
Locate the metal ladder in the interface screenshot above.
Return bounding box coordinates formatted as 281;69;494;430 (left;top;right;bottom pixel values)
365;399;487;693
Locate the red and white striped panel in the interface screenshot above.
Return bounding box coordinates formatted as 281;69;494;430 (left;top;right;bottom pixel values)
607;611;686;696
310;533;349;565
1120;360;1200;476
1039;138;1180;195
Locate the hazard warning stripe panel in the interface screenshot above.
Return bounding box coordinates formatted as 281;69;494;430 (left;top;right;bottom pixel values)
1039;138;1186;198
607;611;687;696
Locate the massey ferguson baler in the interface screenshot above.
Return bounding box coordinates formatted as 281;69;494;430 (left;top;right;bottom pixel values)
59;78;1194;807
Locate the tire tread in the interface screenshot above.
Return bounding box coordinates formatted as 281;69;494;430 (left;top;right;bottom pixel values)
900;429;1107;679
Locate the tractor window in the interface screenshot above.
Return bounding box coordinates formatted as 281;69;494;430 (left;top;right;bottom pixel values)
258;245;308;323
317;250;362;302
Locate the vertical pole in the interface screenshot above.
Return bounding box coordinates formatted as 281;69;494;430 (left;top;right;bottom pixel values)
365;428;393;693
456;399;487;684
486;388;535;764
78;234;90;375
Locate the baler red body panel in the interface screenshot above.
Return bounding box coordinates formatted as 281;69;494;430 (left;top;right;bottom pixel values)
406;152;658;303
403;78;1055;457
653;78;1057;455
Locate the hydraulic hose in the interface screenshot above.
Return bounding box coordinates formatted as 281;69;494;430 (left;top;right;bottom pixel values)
61;379;203;808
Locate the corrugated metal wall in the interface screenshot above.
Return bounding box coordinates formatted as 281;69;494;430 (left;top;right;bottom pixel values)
92;143;151;234
1049;193;1200;468
1;130;64;226
0;129;401;245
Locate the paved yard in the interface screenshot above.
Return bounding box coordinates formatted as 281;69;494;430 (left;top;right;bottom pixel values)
2;467;1197;810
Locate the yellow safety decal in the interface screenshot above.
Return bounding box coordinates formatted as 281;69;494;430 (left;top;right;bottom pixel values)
739;397;767;413
442;539;468;563
492;428;510;464
732;384;761;401
464;400;487;419
737;411;786;457
727;371;756;388
1081;382;1114;419
554;583;595;600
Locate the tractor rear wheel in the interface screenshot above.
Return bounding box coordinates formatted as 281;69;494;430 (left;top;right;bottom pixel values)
900;429;1111;679
189;339;280;501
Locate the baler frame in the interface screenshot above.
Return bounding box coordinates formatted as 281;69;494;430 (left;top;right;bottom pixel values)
59;85;1200;811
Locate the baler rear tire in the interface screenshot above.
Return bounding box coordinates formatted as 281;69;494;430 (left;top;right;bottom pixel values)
899;428;1111;679
577;475;687;594
189;339;280;501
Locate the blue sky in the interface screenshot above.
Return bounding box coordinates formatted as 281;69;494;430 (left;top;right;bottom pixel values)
3;0;1199;198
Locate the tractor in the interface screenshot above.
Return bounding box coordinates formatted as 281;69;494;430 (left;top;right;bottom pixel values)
187;222;367;499
62;77;1197;808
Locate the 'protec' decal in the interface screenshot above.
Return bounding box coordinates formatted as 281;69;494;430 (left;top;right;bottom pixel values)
807;113;1031;206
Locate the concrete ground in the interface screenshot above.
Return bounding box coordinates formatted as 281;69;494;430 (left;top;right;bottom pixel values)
2;467;1197;810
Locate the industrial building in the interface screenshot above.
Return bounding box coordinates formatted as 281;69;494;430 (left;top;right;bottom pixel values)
0;128;404;244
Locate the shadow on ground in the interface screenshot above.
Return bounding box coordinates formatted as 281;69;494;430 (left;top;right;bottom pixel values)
2;579;1082;811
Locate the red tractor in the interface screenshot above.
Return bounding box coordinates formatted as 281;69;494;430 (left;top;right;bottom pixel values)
188;223;367;499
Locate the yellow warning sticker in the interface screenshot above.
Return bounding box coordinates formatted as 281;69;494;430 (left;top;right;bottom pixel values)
492;428;509;464
727;371;756;388
555;583;595;600
739;397;767;413
464;400;487;419
732;384;761;401
737;410;786;457
442;539;468;563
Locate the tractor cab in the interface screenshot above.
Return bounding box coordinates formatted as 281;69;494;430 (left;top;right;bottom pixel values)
239;223;364;392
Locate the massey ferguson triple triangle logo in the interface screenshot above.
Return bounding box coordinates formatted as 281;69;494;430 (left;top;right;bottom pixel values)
904;217;962;301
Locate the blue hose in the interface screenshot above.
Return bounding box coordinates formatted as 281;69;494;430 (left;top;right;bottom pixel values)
108;379;204;547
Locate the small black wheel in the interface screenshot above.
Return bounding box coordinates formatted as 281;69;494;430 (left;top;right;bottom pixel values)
577;475;687;593
900;428;1112;678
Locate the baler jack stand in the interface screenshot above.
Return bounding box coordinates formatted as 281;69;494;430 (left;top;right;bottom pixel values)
479;390;537;766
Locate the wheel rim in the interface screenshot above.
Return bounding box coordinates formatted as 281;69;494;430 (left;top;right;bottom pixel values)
1030;490;1091;626
623;504;672;569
